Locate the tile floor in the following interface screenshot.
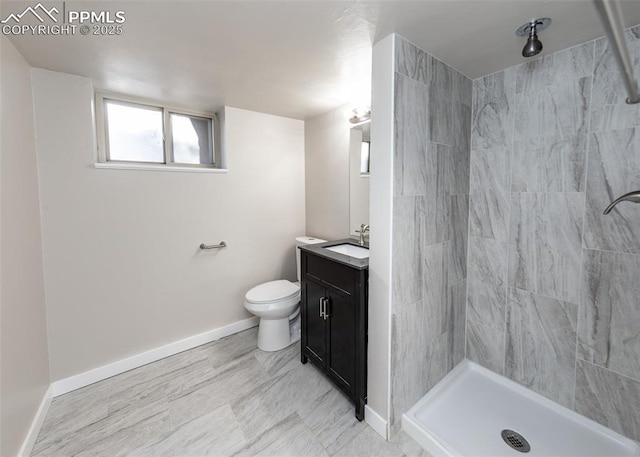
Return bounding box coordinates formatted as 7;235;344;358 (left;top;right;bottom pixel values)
31;328;427;456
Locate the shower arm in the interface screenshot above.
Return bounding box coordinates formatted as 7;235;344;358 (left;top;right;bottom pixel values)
593;0;640;104
603;190;640;214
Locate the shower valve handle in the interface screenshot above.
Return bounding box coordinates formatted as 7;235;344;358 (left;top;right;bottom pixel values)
603;190;640;214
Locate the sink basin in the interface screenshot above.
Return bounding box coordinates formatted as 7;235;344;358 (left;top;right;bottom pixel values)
324;243;369;259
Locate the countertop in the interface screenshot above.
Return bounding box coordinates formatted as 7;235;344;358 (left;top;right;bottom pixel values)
298;238;369;270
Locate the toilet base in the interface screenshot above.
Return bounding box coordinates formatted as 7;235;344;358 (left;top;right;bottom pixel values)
257;317;298;352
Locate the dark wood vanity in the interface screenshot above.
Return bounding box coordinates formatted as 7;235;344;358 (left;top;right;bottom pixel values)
299;239;368;420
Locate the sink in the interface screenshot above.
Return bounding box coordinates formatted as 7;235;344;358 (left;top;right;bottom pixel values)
324;243;369;259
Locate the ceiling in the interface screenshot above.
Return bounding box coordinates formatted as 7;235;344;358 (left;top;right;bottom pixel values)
3;1;640;120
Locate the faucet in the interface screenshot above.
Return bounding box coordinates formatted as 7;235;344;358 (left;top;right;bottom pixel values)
357;224;370;246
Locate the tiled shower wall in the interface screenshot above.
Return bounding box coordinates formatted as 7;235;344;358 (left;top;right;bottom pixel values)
389;36;471;433
467;26;640;440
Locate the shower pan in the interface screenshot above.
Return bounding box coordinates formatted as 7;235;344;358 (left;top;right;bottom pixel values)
402;361;640;457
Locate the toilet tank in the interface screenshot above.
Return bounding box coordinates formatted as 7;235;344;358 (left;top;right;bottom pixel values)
295;236;326;281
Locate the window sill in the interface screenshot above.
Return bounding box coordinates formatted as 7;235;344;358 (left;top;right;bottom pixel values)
94;162;228;174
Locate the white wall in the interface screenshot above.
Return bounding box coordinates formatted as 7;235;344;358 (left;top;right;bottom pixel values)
304;105;351;240
31;69;306;381
0;37;51;456
367;34;395;433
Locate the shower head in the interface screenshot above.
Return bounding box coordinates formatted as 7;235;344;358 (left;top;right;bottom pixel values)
516;18;551;58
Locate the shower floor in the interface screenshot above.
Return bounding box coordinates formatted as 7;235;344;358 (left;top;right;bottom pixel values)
402;360;639;457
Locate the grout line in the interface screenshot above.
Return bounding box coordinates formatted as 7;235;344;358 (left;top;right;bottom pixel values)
508;286;580;306
501;69;517;378
573;41;598;412
577;358;640;385
580;246;640;256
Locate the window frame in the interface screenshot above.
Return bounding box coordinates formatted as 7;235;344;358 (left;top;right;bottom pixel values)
95;91;221;169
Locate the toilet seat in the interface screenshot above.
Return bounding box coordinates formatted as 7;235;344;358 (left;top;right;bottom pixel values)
245;280;299;304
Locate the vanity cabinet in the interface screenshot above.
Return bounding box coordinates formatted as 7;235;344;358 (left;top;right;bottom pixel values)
300;249;368;420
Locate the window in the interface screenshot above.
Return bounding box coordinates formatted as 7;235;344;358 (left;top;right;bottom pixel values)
96;92;219;169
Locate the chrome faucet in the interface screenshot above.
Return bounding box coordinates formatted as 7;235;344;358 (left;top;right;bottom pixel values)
357;224;370;246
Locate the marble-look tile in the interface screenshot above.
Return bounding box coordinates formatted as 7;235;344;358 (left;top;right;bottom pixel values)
469;147;510;242
392;196;424;310
394;73;428;196
466;279;506;330
511;78;590;193
516;41;594;95
392;430;434;457
424;143;451;246
423;242;449;339
449;279;467;367
592;27;640;107
390;300;429;426
467;235;508;287
427;56;455;147
428;92;452;146
107;353;215;415
424;330;453;391
508;192;583;304
584;127;640;254
575;360;640;441
449;194;468;284
33;399;170;457
466;319;504;375
471;68;516;150
395;36;428;83
259;361;334;425
230;378;280;442
591;103;640;132
253;341;300;377
32;381;110;453
203;326;259;369
451;102;471;195
452;69;472;108
428;55;453;102
121;404;242;457
230;375;282;442
32;327;391;457
168;353;266;428
333;426;405;457
232;413;328;457
505;288;578;408
298;388;366;455
578;249;640;381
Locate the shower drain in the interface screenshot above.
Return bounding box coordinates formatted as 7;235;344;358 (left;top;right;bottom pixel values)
501;429;531;453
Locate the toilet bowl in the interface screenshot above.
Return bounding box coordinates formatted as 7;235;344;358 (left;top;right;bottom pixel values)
245;280;300;351
244;236;326;351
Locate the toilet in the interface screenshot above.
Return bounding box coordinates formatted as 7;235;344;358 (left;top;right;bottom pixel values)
244;236;326;351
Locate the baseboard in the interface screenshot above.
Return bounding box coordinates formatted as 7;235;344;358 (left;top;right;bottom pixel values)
365;405;388;440
51;316;259;397
18;385;53;457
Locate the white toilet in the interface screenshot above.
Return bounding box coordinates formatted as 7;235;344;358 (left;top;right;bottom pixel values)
244;236;326;351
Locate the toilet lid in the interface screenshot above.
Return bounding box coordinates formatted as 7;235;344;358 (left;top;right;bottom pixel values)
246;280;300;304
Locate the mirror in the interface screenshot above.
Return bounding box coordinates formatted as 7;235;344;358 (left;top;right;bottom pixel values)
349;120;370;236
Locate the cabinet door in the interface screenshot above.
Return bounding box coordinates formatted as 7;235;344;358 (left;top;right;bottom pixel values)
303;280;326;364
326;289;355;395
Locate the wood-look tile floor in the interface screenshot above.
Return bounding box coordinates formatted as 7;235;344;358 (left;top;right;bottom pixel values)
31;328;424;456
